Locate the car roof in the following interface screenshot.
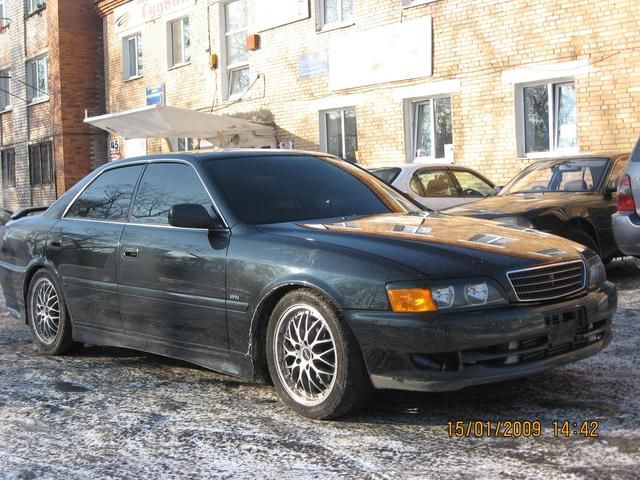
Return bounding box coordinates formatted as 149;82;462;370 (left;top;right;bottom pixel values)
526;152;629;163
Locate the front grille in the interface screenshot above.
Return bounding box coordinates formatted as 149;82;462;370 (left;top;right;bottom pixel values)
507;260;586;302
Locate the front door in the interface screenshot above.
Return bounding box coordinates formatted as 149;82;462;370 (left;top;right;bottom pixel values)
48;165;144;332
117;162;229;351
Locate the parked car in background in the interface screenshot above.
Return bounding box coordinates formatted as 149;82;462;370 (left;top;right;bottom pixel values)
612;140;640;259
369;164;496;210
444;153;629;262
0;151;616;419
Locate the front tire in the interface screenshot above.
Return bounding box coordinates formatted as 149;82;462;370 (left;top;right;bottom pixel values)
266;289;371;419
27;270;76;355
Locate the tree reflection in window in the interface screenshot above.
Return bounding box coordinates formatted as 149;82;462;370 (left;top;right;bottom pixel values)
131;163;212;225
66;166;144;221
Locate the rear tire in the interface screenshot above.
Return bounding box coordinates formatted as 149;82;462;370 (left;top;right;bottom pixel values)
266;289;371;420
27;270;78;355
562;228;599;255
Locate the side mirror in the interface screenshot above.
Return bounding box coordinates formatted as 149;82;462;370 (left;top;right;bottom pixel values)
168;203;224;230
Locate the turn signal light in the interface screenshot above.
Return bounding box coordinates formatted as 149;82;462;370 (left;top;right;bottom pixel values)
387;288;438;313
617;174;636;213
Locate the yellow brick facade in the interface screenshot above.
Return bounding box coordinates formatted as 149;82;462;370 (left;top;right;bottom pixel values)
101;0;640;184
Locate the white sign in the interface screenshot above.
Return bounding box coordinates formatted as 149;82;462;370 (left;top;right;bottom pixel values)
329;17;432;91
255;0;309;31
114;0;195;33
125;138;147;158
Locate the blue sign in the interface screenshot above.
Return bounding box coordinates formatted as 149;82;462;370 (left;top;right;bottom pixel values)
299;51;328;79
146;84;165;106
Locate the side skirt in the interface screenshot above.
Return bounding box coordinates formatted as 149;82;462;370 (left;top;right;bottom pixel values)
73;325;255;381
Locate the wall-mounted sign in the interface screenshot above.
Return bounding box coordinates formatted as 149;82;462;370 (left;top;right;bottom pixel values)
146;84;165;106
255;0;309;31
329;17;433;91
299;51;329;79
114;0;196;33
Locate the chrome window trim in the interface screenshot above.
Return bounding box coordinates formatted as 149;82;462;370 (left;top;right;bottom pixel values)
506;259;586;302
61;159;230;229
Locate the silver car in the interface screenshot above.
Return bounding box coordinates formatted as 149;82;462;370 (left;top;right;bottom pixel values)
369;164;496;210
612;139;640;257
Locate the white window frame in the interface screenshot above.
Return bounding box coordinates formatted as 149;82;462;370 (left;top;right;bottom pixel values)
123;33;143;80
0;1;6;22
405;96;453;163
26;54;48;104
173;137;196;151
515;78;578;158
0;69;10;112
316;0;355;31
319;107;358;162
221;0;249;100
167;17;190;69
26;0;45;14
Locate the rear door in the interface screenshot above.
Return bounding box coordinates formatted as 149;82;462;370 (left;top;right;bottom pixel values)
117;162;229;350
629;141;640;216
48;164;144;332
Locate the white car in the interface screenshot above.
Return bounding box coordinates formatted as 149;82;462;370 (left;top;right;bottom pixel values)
369;164;497;210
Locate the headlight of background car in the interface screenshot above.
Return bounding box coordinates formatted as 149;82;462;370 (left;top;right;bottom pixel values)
387;279;508;312
586;255;606;287
495;216;534;229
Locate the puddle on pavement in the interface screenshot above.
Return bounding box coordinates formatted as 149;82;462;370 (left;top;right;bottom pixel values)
54;381;89;393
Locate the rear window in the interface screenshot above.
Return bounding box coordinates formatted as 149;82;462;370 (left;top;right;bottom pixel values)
370;167;401;184
631;139;640;163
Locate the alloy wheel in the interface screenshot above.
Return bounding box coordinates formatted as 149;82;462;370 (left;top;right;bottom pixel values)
274;304;338;407
31;277;61;346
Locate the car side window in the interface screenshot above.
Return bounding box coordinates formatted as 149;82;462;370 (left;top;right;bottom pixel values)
453;170;495;197
131;163;212;225
65;165;144;221
414;170;458;197
607;157;629;188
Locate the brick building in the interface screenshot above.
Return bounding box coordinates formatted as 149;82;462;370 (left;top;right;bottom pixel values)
0;0;107;210
95;0;640;184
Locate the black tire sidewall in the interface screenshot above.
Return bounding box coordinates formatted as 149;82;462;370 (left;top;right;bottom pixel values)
266;289;367;420
27;270;73;355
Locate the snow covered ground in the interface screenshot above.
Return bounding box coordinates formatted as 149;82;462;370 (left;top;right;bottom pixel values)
0;260;639;479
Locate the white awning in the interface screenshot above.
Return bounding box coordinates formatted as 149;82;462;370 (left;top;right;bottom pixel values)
84;105;275;140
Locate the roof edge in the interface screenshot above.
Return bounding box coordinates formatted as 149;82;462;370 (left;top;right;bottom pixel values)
94;0;132;16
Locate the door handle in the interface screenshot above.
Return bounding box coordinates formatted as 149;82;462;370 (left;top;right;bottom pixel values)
122;247;139;259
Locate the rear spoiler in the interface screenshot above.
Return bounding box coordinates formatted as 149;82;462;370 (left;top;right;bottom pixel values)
10;206;49;221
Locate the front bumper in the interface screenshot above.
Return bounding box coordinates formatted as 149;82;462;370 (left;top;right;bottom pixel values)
345;281;617;392
612;212;640;257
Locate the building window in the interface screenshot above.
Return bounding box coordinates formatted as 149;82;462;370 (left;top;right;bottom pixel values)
123;33;143;80
1;149;15;188
411;97;452;161
26;0;45;14
520;81;576;154
0;1;6;23
29;142;53;186
223;0;249;98
402;0;437;7
318;0;354;29
175;138;195;151
0;69;10;111
168;17;190;68
26;55;48;103
321;108;358;163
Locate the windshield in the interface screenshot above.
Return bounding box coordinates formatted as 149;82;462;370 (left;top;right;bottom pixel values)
370;167;401;184
204;155;421;225
500;158;610;195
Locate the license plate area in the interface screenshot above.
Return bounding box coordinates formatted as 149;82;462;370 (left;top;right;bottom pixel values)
545;308;586;346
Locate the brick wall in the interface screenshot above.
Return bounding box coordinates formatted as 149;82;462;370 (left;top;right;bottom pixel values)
0;0;107;210
100;0;640;184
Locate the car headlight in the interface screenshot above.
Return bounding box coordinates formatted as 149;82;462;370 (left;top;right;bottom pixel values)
586;255;606;287
495;216;534;229
387;279;507;312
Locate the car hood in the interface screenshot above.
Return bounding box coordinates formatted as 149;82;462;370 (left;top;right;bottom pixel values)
257;212;586;280
442;192;593;217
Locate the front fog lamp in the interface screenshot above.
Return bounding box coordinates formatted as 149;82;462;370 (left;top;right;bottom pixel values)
587;256;606;287
387;288;438;313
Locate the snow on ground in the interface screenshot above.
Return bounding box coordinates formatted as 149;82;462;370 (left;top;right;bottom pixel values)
0;260;639;479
